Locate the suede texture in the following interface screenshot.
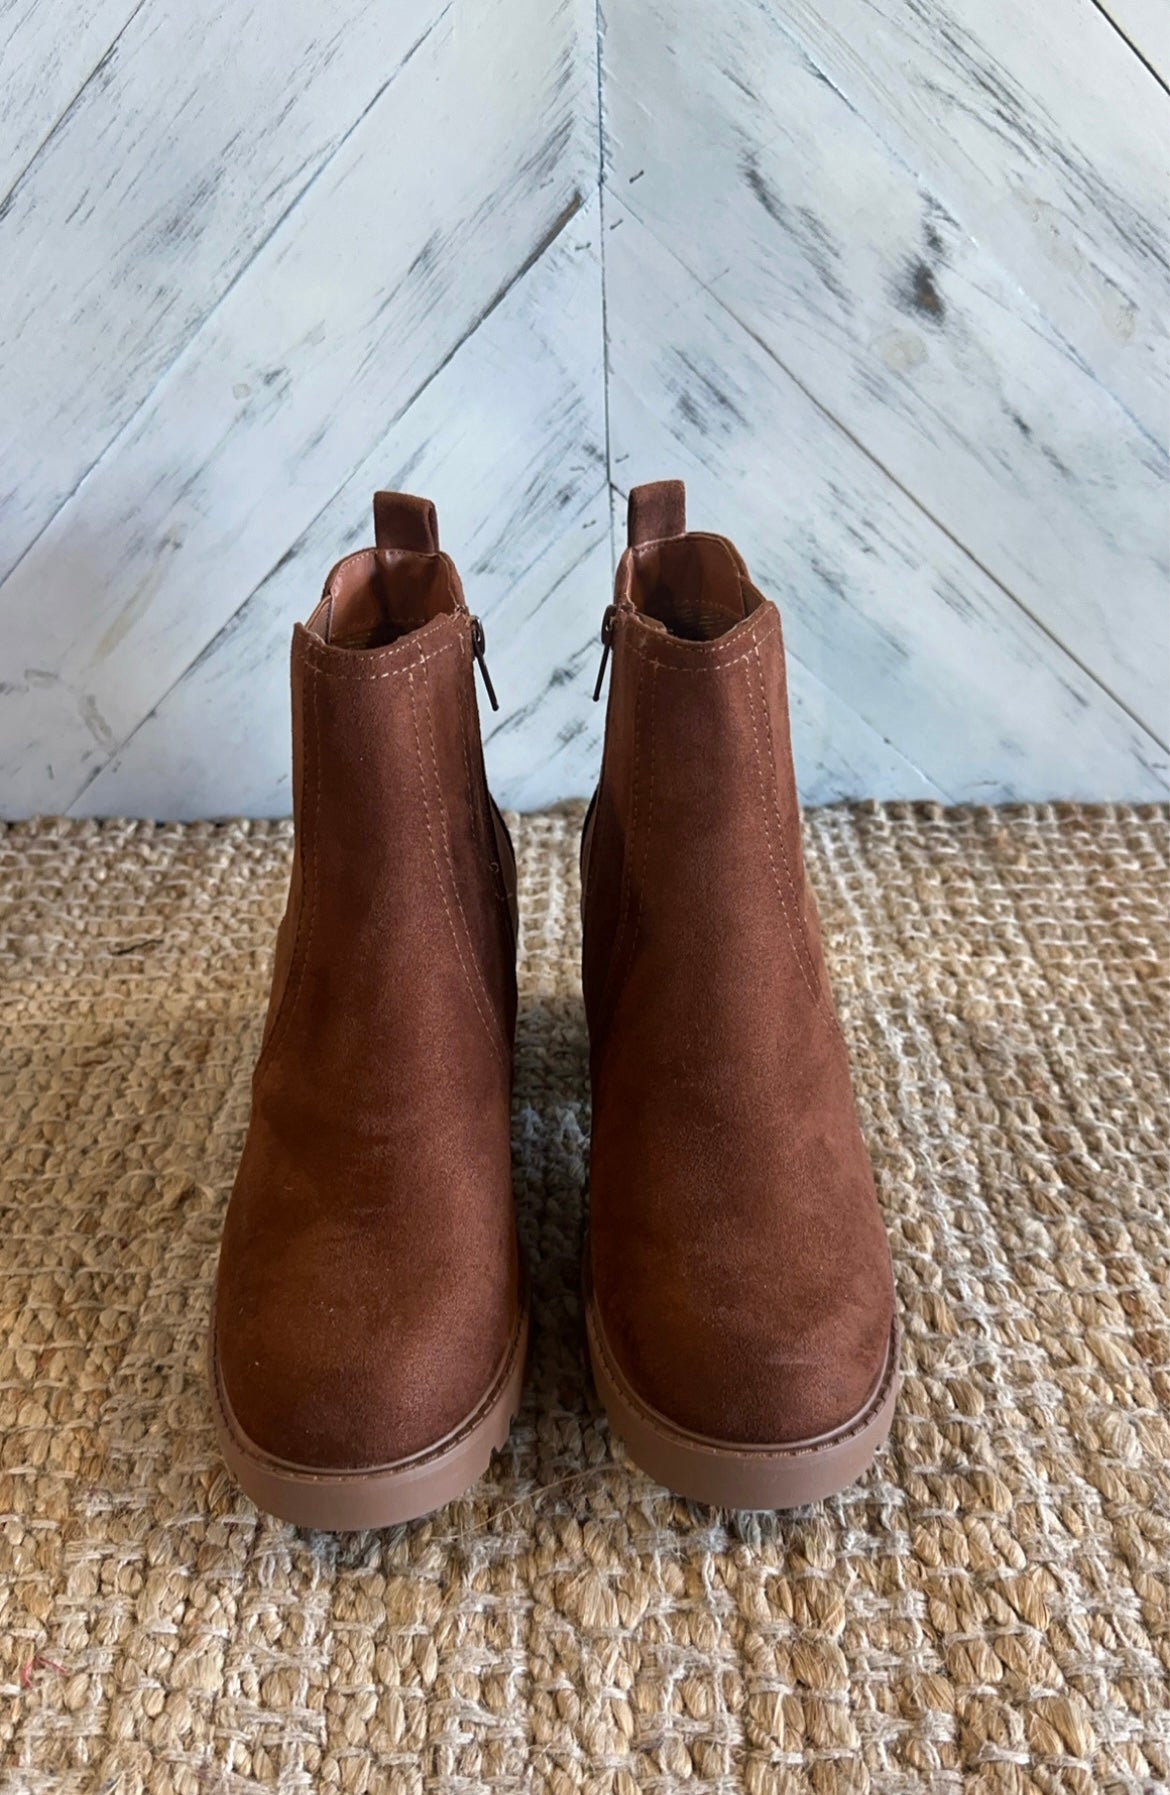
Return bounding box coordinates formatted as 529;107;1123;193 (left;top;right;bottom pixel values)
583;485;895;1447
215;495;519;1471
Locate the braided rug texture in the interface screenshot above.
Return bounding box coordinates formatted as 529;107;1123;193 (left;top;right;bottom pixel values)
1;802;1167;1795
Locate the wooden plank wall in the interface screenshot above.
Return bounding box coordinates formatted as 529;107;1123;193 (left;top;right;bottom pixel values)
0;0;1165;815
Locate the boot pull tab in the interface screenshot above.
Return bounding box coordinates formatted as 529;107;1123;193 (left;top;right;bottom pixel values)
373;491;440;554
628;480;686;547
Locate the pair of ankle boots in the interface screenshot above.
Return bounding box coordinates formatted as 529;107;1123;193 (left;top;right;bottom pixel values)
209;481;898;1527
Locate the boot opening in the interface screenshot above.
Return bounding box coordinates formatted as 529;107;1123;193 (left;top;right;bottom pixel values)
309;549;460;650
627;536;760;641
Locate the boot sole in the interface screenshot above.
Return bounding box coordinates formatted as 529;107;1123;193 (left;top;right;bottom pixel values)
208;1297;528;1530
585;1261;898;1509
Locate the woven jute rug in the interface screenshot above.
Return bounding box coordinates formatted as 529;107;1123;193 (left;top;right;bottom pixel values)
1;803;1167;1795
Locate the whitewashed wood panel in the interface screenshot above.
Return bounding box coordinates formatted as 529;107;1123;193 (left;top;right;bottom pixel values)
0;0;458;581
605;0;1170;739
1094;1;1169;84
762;0;1169;445
0;0;1165;814
482;524;612;812
0;0;595;818
0;0;139;196
76;204;607;818
606;201;1168;803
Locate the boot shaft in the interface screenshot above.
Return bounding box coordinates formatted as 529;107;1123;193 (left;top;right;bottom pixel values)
583;484;828;1060
260;493;516;1089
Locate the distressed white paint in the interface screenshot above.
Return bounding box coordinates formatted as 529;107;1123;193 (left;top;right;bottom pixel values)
77;204;608;818
605;0;1170;739
606;202;1168;803
0;0;595;815
0;0;141;196
482;521;612;812
0;0;471;581
0;0;1166;815
1095;1;1170;83
765;0;1169;445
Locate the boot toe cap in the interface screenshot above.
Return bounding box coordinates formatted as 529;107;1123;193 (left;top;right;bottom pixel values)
213;1275;515;1474
594;1258;894;1450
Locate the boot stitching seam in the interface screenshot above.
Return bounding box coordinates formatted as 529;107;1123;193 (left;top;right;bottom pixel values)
298;638;457;680
256;661;322;1074
604;659;659;1038
624;610;780;675
748;644;828;1018
596;649;647;1030
753;644;831;1011
409;665;507;1068
422;653;507;1053
299;612;447;664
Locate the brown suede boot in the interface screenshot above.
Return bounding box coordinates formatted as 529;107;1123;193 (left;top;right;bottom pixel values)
582;481;898;1508
209;492;526;1529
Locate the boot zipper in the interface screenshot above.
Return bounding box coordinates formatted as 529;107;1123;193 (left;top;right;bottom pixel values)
469;615;499;711
592;604;617;702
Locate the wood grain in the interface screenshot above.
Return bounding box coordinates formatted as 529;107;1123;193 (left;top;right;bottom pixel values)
1093;0;1169;85
765;0;1169;444
605;0;1169;739
75;203;607;818
0;0;455;581
606;201;1168;803
0;0;595;817
0;0;140;196
0;0;1164;812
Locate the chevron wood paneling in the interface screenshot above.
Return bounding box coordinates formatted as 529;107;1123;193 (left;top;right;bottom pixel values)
0;0;140;196
607;203;1163;803
0;0;1166;816
605;0;1170;742
773;0;1169;445
81;202;608;818
0;0;456;580
0;0;597;816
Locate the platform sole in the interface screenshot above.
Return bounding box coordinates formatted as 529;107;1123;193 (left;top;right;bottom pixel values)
585;1269;898;1509
209;1301;528;1531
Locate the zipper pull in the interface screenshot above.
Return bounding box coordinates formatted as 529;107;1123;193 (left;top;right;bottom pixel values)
592;604;618;702
469;615;499;711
